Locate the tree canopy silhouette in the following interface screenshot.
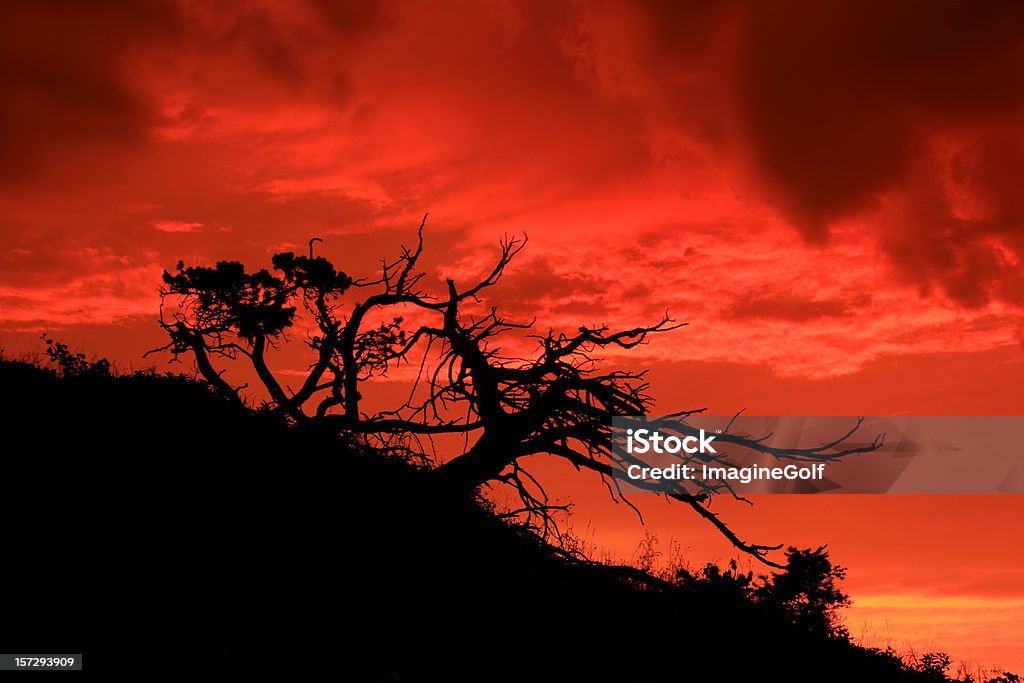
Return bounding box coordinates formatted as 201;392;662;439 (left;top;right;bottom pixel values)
151;217;878;566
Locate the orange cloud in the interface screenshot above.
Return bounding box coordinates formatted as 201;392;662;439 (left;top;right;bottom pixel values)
151;220;203;233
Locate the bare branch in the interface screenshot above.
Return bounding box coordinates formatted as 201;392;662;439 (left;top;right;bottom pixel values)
150;221;879;571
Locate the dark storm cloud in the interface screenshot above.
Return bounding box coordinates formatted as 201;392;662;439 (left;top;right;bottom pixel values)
736;0;1024;237
733;1;1024;306
0;0;389;185
0;0;183;183
616;0;1024;306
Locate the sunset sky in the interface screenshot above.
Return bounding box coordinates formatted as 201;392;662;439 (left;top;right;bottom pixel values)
2;0;1022;673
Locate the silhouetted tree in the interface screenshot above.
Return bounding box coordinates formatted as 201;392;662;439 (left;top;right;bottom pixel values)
151;218;879;566
756;546;852;637
916;652;952;679
42;335;111;378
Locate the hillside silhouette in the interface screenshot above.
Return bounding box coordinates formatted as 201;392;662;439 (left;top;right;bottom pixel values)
1;357;965;681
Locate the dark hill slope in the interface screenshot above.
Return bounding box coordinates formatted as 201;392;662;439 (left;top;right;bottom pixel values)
0;360;938;682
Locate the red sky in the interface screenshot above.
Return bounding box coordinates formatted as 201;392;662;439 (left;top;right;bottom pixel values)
2;0;1023;674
